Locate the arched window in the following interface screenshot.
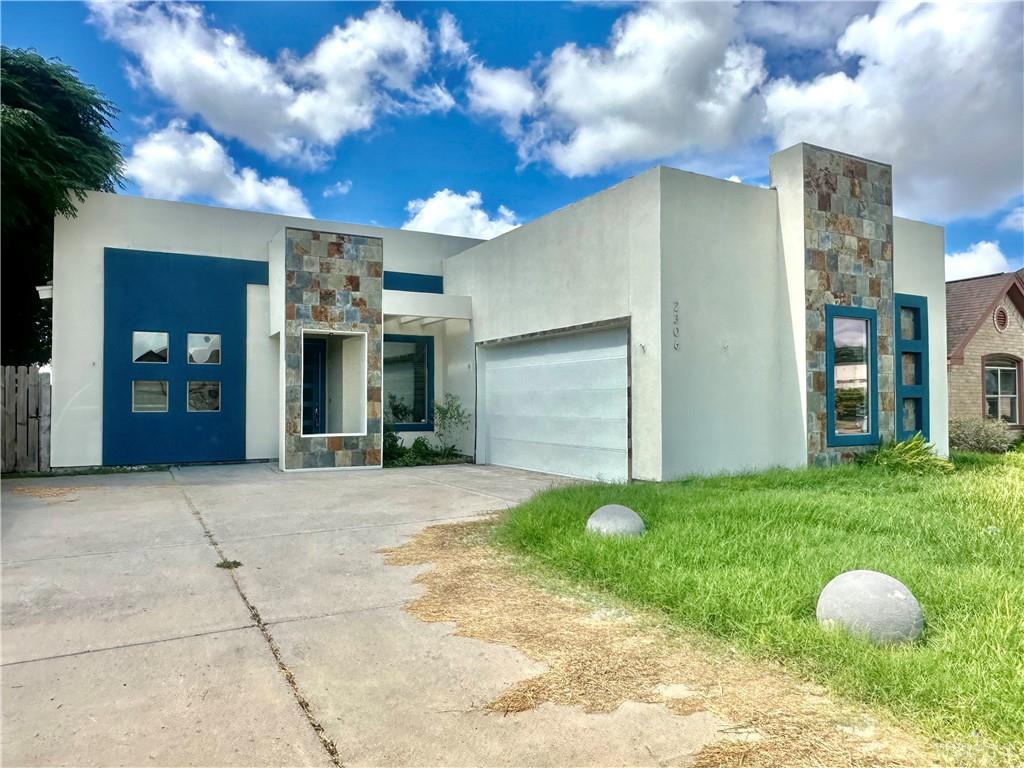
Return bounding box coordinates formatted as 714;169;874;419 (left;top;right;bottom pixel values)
983;355;1020;425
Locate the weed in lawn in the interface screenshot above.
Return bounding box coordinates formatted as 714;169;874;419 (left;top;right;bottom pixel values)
495;451;1024;760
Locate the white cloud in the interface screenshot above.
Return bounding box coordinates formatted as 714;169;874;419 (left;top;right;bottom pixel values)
739;2;874;49
764;2;1024;221
90;2;448;165
726;175;743;183
126;120;311;217
438;10;470;62
531;3;766;176
463;3;765;177
945;241;1011;281
998;207;1024;233
467;65;538;137
323;180;353;198
402;189;518;239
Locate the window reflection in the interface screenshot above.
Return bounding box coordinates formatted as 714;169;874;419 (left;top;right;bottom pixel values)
132;331;168;363
833;317;870;435
188;333;221;364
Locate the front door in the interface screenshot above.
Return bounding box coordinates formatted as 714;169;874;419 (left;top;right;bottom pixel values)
302;337;327;434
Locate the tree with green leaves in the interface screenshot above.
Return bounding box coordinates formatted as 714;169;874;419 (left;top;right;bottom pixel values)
1;47;124;364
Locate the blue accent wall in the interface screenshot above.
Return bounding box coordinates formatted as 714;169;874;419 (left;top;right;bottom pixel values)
894;293;930;441
825;304;880;447
103;249;268;465
383;270;443;294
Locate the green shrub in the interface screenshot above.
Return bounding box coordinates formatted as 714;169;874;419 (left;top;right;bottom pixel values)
433;393;471;457
383;424;405;464
949;417;1015;453
409;436;435;458
859;433;952;474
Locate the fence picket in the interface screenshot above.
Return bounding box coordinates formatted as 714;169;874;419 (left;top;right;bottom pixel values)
39;373;52;472
1;365;52;473
3;367;14;472
15;366;29;471
26;366;40;472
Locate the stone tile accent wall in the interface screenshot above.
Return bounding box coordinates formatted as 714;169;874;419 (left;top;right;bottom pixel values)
283;228;383;470
948;297;1024;436
802;146;895;465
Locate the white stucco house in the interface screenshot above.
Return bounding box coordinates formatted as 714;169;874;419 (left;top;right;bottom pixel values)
47;142;948;481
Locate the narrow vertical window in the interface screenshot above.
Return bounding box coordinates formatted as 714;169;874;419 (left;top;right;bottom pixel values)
382;335;434;430
894;294;930;440
826;305;879;446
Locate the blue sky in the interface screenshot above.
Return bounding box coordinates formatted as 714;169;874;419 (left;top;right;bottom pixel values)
3;1;1022;277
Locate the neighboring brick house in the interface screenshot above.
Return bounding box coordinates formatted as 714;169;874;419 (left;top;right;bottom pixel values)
946;269;1024;436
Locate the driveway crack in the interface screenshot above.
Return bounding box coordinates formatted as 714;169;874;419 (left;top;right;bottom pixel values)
172;471;343;768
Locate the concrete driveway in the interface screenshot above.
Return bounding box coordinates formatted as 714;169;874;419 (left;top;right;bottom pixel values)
1;464;718;767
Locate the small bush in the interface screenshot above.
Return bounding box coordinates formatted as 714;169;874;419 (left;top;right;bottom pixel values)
949;417;1015;453
433;393;471;457
860;433;952;474
383;424;405;463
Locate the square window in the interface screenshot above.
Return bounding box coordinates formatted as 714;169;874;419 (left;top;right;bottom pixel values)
902;352;919;386
132;331;168;363
188;381;221;412
188;333;221;364
899;307;918;341
902;398;919;434
132;381;168;412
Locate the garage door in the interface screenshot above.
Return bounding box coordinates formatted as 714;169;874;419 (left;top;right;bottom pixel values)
479;326;628;482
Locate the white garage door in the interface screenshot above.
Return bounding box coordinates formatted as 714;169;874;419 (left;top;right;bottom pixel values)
479;326;628;482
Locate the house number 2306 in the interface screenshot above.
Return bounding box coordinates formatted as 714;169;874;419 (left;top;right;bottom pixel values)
672;300;680;351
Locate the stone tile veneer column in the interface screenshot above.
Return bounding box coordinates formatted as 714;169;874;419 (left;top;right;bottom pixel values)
802;146;895;465
283;228;383;470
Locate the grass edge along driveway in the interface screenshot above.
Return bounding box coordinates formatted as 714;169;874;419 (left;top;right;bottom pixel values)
496;451;1024;759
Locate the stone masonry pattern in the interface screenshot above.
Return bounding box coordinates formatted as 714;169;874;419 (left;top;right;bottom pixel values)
283;228;383;470
802;146;895;465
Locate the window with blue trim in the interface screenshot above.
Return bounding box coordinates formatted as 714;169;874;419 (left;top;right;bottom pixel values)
383;334;434;431
826;304;879;446
895;294;930;440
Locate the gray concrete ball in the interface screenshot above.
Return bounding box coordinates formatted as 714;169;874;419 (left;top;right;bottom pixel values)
816;570;924;646
586;504;645;537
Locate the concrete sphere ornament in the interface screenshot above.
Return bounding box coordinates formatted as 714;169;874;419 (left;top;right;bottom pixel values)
586;504;645;537
816;570;924;646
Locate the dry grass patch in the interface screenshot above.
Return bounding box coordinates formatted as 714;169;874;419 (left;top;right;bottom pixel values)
382;517;939;768
12;485;90;498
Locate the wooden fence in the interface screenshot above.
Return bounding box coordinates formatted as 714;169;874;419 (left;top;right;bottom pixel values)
1;365;51;473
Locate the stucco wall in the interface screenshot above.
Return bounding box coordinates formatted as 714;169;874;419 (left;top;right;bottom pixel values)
893;217;951;453
245;285;278;459
948;294;1024;435
444;169;663;480
659;169;806;478
50;192;478;467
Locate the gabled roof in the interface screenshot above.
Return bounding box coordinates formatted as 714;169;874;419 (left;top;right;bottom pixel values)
946;268;1024;360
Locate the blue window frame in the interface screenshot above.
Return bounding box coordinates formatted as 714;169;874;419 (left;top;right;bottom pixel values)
383;334;434;431
895;293;930;441
826;304;879;447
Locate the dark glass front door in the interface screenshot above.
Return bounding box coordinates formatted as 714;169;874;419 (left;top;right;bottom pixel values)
302;337;327;434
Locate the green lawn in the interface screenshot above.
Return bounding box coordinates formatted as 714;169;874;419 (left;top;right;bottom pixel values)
495;451;1024;755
